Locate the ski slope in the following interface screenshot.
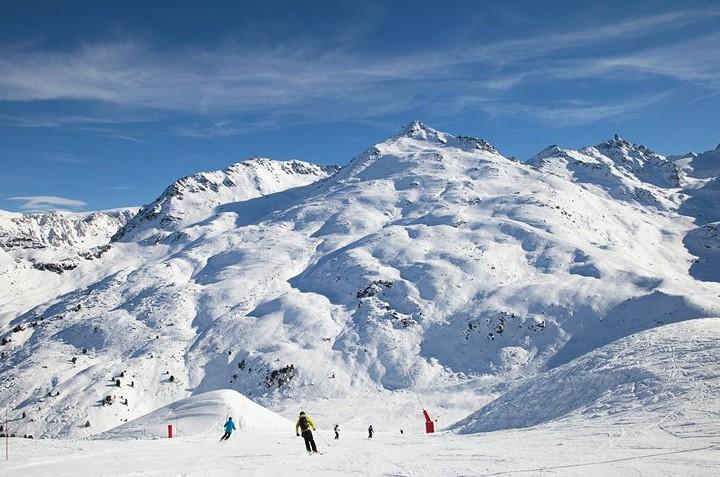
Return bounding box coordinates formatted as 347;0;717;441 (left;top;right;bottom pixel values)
4;409;720;476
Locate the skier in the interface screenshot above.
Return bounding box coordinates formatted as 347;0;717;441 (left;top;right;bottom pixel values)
333;424;340;440
368;425;374;439
220;417;236;441
295;411;318;453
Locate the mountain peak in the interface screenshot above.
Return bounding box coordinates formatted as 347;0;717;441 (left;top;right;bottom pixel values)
604;134;632;150
585;135;682;188
395;121;498;154
397;120;445;141
537;144;565;157
526;145;580;169
596;135;659;158
450;135;499;154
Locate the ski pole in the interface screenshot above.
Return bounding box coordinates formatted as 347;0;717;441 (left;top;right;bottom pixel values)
316;430;331;447
416;394;425;411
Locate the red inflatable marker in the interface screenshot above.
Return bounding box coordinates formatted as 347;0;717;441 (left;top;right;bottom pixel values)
423;409;435;433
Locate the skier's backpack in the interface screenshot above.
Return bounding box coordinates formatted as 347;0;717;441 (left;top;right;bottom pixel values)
299;415;309;431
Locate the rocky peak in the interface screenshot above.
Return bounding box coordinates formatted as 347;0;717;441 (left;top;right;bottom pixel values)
585;136;681;188
397;120;447;142
596;135;658;160
526;145;583;168
396;121;498;154
449;135;499;154
531;145;565;159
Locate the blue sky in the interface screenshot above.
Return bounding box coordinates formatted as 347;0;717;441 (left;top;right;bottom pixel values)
1;0;719;212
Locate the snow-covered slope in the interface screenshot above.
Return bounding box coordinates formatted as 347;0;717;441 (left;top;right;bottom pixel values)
1;122;719;440
451;318;720;433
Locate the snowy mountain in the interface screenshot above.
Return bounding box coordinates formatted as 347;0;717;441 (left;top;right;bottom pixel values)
0;208;137;327
527;136;682;209
113;158;339;242
1;122;719;441
0;208;136;251
593;135;683;187
671;143;720;179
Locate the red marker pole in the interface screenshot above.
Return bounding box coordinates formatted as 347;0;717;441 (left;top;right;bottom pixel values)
167;424;173;439
423;409;435;434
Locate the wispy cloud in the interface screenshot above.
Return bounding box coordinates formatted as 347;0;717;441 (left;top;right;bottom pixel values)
447;6;720;68
549;33;720;87
0;6;717;131
0;112;152;141
469;92;674;127
8;195;87;212
42;152;85;164
0;113;155;128
103;185;133;191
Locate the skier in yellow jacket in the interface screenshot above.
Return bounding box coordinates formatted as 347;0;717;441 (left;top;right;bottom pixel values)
295;411;318;454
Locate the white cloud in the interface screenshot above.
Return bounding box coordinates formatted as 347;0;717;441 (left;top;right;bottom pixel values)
8;195;87;212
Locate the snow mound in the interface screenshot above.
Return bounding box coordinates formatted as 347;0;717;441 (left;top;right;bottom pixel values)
452;318;720;433
99;390;292;439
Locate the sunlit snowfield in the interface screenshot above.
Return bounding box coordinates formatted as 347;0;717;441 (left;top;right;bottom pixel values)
5;413;719;476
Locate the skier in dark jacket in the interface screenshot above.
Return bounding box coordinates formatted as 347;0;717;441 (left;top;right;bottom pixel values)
220;417;236;441
333;424;340;440
295;411;318;453
368;425;374;439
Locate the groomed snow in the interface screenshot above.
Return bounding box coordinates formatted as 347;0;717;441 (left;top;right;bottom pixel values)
4;414;719;476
